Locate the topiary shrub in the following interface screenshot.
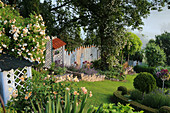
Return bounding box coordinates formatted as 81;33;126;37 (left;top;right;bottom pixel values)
117;86;127;95
133;72;156;96
159;106;170;113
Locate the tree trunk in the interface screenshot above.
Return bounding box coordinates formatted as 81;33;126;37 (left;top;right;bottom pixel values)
0;95;6;113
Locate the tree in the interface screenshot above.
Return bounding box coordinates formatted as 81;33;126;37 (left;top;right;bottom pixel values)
145;43;166;67
122;32;142;63
0;1;48;64
53;0;167;70
131;50;144;64
155;32;170;66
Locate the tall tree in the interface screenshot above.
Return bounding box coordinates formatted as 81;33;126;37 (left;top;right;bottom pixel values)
50;0;168;70
155;32;170;66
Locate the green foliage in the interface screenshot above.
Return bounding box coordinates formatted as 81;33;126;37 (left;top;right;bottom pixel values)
117;86;128;95
0;1;48;64
93;103;143;113
145;43;166;67
159;106;170;113
155;32;170;65
113;91;158;113
141;92;170;109
30;88;93;113
133;72;156;94
133;65;156;75
0;104;17;113
130;50;144;62
130;90;143;101
49;62;67;75
7;73;79;112
123;32;142;60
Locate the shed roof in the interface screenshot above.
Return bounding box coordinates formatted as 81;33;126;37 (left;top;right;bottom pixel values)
0;54;36;71
52;38;66;49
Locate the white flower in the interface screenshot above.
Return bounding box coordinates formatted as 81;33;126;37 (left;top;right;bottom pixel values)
4;20;7;24
11;49;14;52
66;87;70;91
23;43;27;46
28;53;32;56
21;48;25;50
13;32;19;38
2;44;7;48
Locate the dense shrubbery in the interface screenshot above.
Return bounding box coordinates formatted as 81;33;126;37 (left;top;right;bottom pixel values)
0;1;48;64
133;72;156;95
7;70;81;112
141;92;170;109
130;90;143;101
133;65;156;75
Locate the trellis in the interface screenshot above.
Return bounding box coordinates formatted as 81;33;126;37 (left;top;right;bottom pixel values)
0;67;32;105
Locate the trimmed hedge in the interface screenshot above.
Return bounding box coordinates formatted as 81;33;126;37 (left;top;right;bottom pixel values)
159;106;170;113
133;65;156;75
113;91;158;113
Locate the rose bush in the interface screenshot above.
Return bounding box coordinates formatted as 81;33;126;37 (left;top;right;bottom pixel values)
0;0;49;64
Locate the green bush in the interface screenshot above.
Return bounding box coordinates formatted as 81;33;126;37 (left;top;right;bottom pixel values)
93;103;143;113
142;92;170;109
7;72;80;112
159;106;170;113
117;86;128;95
130;90;143;101
134;65;156;75
133;72;156;95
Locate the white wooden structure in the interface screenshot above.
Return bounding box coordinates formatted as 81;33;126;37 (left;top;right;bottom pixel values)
0;54;33;105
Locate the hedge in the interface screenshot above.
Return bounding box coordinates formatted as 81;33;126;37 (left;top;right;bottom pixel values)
133;65;156;75
113;91;158;113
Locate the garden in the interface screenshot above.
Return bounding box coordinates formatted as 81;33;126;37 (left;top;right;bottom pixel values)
0;0;170;113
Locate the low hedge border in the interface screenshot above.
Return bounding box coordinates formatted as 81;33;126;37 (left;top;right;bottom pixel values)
113;91;158;113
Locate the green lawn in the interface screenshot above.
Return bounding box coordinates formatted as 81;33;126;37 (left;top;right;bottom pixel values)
73;74;137;109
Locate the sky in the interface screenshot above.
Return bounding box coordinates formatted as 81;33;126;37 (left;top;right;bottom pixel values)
133;6;170;39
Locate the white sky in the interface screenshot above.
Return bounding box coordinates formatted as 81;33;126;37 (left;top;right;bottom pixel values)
133;7;170;39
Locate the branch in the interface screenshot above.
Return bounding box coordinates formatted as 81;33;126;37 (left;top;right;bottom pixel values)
51;1;71;11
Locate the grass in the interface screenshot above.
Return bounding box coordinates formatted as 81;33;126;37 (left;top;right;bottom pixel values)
73;74;137;110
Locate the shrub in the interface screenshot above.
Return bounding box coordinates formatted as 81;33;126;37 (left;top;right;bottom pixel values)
130;90;143;101
7;73;80;112
117;86;127;95
159;106;170;113
142;92;170;109
133;72;156;95
133;65;156;75
92;103;143;113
